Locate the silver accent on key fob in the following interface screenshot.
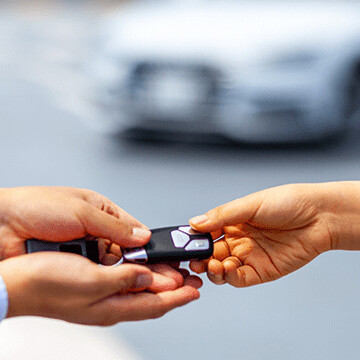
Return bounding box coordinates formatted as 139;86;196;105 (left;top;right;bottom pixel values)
122;248;148;263
171;230;190;248
177;226;198;235
185;239;210;251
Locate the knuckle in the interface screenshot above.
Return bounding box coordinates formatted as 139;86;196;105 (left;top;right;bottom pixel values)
81;189;101;203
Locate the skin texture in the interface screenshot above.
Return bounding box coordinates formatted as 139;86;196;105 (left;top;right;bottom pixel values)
189;182;360;287
0;252;201;326
0;186;202;324
0;186;152;260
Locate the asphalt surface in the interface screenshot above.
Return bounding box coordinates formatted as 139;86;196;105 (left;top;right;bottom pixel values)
2;6;360;360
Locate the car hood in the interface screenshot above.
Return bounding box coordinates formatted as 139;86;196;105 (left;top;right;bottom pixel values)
103;1;360;68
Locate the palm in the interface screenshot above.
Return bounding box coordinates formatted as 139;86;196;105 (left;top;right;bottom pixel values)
220;221;326;285
190;183;339;287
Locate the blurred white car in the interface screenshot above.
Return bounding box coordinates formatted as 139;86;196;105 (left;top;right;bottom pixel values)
93;0;360;143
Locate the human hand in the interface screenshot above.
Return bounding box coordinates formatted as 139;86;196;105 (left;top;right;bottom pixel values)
0;252;202;325
0;186;151;261
189;182;360;287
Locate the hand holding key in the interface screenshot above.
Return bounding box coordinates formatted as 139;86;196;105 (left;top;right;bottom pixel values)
0;186;202;325
0;252;201;325
0;186;151;261
189;182;360;287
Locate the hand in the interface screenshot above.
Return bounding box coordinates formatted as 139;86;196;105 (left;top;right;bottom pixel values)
0;186;151;260
189;182;360;287
0;252;202;326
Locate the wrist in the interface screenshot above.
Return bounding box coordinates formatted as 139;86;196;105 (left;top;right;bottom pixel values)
320;182;360;251
0;258;37;318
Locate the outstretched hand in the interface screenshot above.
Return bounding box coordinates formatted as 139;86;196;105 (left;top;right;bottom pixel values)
188;183;346;287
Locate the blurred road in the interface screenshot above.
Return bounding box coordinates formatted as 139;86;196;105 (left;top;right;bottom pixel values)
2;4;360;360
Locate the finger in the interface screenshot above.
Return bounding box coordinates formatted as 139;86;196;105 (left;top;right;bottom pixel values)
147;272;178;293
123;273;180;294
177;268;190;278
224;264;262;288
222;256;242;274
98;239;111;262
147;264;184;288
189;260;207;274
207;259;226;285
108;242;122;257
101;254;121;266
94;286;200;324
211;229;224;240
183;275;203;289
81;190;149;230
97;264;153;296
79;203;151;248
166;261;181;269
189;192;264;232
213;240;231;261
190;239;230;274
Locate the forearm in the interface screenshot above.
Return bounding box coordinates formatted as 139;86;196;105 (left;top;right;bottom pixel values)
319;181;360;251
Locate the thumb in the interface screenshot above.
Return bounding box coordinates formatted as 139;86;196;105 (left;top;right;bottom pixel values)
80;204;151;248
189;192;264;232
99;264;153;296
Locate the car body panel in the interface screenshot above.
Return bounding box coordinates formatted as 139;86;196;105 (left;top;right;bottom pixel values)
92;0;360;142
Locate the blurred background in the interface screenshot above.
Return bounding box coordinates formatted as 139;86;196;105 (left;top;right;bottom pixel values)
1;0;360;359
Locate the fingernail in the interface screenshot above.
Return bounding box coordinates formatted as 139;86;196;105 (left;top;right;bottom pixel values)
132;227;151;240
135;273;153;288
190;215;208;225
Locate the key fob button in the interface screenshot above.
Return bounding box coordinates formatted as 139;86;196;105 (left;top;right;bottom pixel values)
185;239;210;251
171;230;190;248
178;226;198;235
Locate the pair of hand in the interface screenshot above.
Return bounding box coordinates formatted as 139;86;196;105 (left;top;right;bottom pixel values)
0;187;201;325
2;182;359;324
189;182;360;287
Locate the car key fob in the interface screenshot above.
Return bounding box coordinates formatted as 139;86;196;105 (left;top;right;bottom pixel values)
26;239;100;263
123;225;213;264
26;225;213;264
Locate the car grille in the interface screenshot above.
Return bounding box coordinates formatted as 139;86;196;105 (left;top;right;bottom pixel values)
126;62;221;107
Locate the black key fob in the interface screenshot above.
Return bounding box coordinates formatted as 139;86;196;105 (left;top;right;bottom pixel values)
26;239;100;263
123;226;213;264
26;225;213;264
